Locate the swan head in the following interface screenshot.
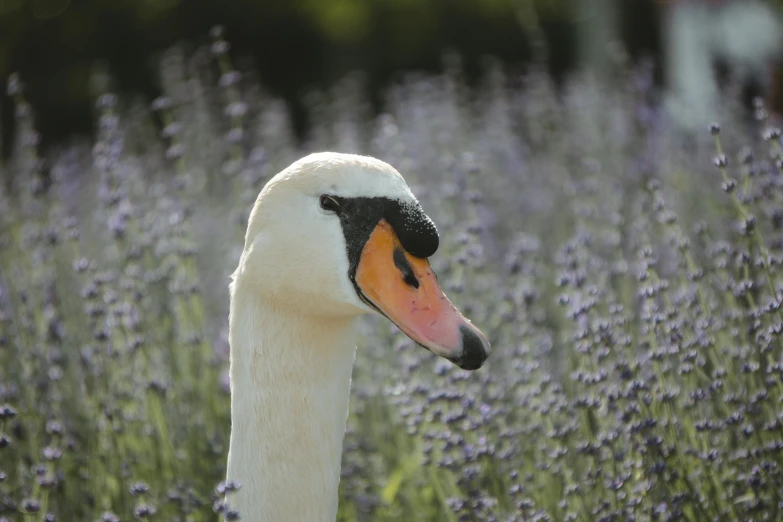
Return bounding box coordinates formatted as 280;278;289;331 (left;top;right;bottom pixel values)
233;152;490;370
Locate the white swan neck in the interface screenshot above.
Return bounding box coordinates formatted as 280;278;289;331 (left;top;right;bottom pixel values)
226;289;357;522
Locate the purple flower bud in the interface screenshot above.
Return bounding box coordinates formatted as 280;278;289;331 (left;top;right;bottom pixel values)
130;481;150;496
211;40;231;56
22;498;40;513
150;96;172;112
41;446;62;461
219;71;242;88
133;502;156;518
762;127;781;141
0;405;17;419
209;25;225;39
162;122;183;139
6;72;23;96
96;93;118;110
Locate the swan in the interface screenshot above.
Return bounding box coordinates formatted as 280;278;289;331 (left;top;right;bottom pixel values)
225;152;491;521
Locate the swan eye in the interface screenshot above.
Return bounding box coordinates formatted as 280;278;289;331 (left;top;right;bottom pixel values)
320;194;340;213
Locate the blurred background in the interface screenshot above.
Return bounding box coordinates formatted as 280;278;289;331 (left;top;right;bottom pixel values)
5;2;783;521
1;0;783;154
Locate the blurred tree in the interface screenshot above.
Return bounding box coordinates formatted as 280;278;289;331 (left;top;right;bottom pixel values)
5;0;764;151
0;0;559;150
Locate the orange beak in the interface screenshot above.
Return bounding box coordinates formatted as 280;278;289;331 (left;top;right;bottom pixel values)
354;219;490;370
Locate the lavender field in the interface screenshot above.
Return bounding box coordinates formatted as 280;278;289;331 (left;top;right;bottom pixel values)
2;31;783;522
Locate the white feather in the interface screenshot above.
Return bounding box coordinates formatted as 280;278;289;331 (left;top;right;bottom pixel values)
226;152;417;521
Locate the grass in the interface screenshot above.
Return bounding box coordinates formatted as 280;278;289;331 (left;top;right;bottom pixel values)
2;29;783;521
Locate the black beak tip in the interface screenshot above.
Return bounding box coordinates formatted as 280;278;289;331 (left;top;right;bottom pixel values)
454;325;490;371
